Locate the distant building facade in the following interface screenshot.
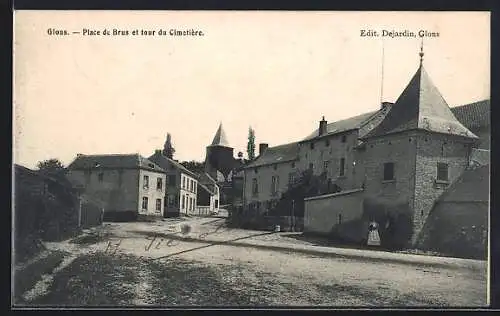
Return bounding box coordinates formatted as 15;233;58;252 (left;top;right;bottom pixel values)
67;154;167;220
149;150;198;217
197;172;220;214
242;53;490;246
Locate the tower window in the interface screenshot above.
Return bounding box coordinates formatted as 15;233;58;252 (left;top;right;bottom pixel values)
254;168;258;174
383;162;395;181
291;162;295;168
437;163;449;182
325;139;330;147
341;135;347;143
252;178;259;196
310;142;315;150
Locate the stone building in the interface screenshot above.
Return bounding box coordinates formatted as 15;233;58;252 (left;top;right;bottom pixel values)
204;123;247;205
242;50;490;246
67;154;167;220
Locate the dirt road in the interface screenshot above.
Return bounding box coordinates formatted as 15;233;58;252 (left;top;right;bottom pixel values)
15;217;488;307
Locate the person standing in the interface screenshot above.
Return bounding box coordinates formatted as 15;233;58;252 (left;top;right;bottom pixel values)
367;220;381;247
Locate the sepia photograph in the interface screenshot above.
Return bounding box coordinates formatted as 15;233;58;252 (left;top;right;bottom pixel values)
12;10;490;308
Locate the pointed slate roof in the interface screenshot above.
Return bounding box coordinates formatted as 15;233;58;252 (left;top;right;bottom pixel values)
363;63;478;140
210;123;230;147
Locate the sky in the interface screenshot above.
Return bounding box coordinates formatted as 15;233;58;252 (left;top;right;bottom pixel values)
13;11;490;169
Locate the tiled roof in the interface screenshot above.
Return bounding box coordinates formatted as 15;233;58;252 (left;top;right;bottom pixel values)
451;99;490;131
363;64;477;139
197;172;218;193
148;151;197;177
210;123;230;147
198;182;215;195
302;111;378;142
244;142;299;169
68;154;165;173
438;165;489;203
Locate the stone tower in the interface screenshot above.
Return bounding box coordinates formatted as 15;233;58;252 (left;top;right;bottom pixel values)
359;46;479;246
205;123;235;182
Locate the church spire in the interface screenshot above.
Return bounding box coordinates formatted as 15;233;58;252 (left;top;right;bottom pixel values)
210;122;230;147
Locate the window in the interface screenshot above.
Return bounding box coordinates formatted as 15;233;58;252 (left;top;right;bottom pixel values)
156;199;162;212
182;176;185;189
437;163;449;181
182;195;185;210
215;199;219;209
254;168;259;174
339;158;345;176
325;139;330;147
309;163;314;170
143;175;149;189
85;170;91;184
341;135;347;143
383;162;395;181
142;197;148;210
338;213;342;225
323;160;330;170
310;142;315;150
291;162;295;168
271;176;279;195
252;178;258;196
273;164;277;171
118;170;123;187
98;172;104;182
288;173;295;185
156;177;163;190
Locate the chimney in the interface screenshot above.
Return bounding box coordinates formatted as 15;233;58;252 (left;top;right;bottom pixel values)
259;143;269;156
319;116;327;136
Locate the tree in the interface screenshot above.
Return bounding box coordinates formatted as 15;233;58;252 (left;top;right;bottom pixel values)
163;133;175;159
37;158;67;179
180;160;205;175
247;127;256;160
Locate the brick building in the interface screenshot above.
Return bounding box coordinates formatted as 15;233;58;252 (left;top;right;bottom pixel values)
242;51;490;246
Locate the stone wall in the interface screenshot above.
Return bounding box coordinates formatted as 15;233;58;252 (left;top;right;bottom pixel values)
304;189;364;241
412;132;472;241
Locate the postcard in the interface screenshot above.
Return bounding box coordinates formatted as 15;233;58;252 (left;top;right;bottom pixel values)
12;10;490;308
